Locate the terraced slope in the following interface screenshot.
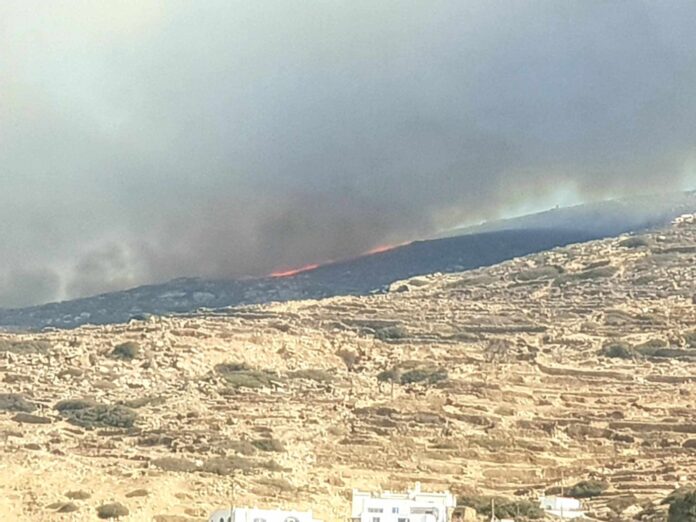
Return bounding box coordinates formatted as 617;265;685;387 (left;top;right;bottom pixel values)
0;218;694;521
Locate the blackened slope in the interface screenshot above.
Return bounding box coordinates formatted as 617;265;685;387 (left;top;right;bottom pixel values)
290;228;597;292
0;228;594;330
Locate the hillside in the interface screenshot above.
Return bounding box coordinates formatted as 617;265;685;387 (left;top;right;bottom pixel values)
0;217;694;521
0;228;598;330
3;191;695;331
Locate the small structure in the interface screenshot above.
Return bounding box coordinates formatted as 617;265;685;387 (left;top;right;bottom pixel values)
539;496;586;519
208;507;322;522
351;483;457;522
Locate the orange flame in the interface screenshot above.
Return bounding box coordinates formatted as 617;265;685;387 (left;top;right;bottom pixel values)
362;241;410;255
267;241;411;278
269;263;320;278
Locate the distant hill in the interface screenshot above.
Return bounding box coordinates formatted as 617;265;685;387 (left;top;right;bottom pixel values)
1;190;694;330
441;190;696;238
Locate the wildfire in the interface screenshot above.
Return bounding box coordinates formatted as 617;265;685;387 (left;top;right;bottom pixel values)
269;263;320;278
267;241;410;278
363;241;410;256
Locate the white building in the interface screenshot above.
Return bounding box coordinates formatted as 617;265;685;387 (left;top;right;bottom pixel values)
208;507;322;522
352;483;457;522
539;496;586;519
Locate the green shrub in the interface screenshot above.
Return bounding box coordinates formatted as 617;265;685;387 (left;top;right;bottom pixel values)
0;339;51;354
375;325;409;341
400;368;448;385
287;369;335;382
151;457;198;473
634;345;696;359
125;489;149;498
636;338;668;350
458;495;543;519
256;477;296;493
567;479;609;498
684;331;696;348
65;490;91;500
0;393;36;413
60;404;138;429
619;236;650;248
252;438;285;452
515;265;562;282
110;341;141;360
200;456;282;476
377;369;400;383
215;362;251;375
121;395;165;409
12;413;51;424
57;502;79;513
601;343;634;359
97;502;129;519
663;488;696;522
215;362;275;389
54;398;100;412
554;266;618;285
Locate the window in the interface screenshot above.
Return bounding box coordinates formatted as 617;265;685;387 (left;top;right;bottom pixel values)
253;518;266;522
371;517;380;522
398;518;409;522
392;507;399;514
367;508;383;513
285;518;300;522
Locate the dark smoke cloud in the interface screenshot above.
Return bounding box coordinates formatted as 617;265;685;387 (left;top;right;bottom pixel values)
1;0;695;307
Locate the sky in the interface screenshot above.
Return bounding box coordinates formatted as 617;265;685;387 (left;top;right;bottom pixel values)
1;0;695;307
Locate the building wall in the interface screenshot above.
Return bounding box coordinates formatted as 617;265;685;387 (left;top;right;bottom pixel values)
351;486;456;522
208;507;318;522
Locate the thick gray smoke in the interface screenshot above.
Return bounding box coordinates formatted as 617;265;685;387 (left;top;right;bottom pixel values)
1;1;695;307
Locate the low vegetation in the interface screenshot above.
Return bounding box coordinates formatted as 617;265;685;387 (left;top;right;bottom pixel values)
215;362;277;389
252;438;285;452
56;502;79;513
96;502;129;519
554;265;618;285
515;265;562;282
662;488;696;522
287;368;335;383
601;341;696;361
125;489;149;498
12;413;51;424
685;331;696;348
0;393;37;413
109;341;141;360
65;490;91;500
601;342;634;359
618;236;651;248
374;325;409;341
151;457;198;473
458;495;543;519
200;456;282;476
567;479;609;498
0;339;51;354
377;360;448;386
55;400;138;429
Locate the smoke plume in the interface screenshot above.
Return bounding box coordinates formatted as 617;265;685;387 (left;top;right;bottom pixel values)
1;0;695;307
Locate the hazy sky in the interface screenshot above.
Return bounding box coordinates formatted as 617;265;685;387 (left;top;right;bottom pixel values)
1;0;695;307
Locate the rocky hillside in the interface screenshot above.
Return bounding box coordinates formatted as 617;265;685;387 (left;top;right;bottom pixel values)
3;191;694;331
0;217;694;521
